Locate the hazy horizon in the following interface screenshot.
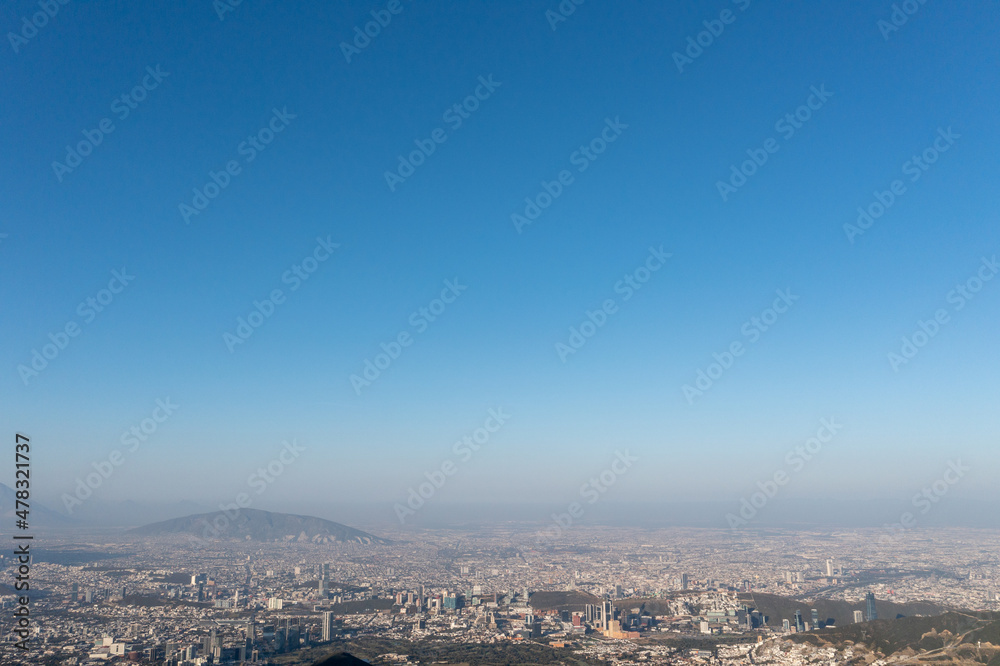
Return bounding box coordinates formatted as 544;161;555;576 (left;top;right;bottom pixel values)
4;1;999;527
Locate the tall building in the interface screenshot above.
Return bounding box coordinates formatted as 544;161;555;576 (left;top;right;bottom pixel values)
680;573;689;590
601;601;614;631
811;608;820;629
853;610;865;623
825;559;835;577
865;592;878;621
782;619;791;633
321;611;335;642
794;610;804;633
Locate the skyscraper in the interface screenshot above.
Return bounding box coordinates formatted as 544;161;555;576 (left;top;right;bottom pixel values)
321;611;335;642
825;559;835;577
865;592;878;621
853;610;864;623
811;608;820;629
794;610;804;633
602;601;614;631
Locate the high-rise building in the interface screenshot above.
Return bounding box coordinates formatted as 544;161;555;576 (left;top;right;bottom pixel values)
321;611;335;642
853;610;864;623
811;609;820;629
794;610;804;633
825;559;835;577
680;573;689;590
865;592;878;621
602;601;614;631
782;619;791;633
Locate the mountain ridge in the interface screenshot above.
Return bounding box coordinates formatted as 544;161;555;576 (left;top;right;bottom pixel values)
125;507;388;544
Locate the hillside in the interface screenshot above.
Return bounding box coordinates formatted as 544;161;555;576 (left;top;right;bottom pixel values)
780;611;1000;666
0;482;72;527
529;590;603;612
740;591;949;628
126;508;388;544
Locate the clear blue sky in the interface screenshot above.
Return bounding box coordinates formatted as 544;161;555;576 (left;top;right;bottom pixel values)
2;0;998;518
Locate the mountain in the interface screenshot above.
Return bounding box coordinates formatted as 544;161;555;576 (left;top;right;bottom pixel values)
0;482;72;527
126;508;388;544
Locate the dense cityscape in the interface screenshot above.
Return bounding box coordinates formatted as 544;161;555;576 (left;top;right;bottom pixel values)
5;2;998;666
3;523;999;665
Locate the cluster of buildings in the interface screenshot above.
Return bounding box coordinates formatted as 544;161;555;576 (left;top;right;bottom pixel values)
1;525;997;664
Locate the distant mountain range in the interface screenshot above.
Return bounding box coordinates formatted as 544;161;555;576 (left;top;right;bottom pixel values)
126;508;388;544
0;483;71;527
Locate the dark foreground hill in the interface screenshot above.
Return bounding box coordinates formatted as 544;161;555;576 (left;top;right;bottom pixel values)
787;611;1000;665
126;508;388;544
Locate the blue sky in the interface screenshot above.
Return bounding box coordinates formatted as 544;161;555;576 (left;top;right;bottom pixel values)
2;0;998;520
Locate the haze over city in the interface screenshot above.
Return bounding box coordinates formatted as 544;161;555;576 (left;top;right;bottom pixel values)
2;1;999;664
